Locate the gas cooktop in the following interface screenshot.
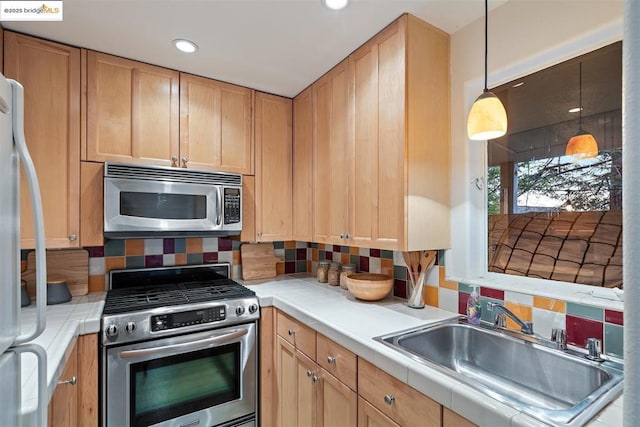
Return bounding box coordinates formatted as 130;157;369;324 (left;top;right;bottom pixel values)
103;279;255;315
101;264;259;346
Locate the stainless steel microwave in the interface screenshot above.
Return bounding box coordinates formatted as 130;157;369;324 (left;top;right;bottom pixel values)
104;162;242;238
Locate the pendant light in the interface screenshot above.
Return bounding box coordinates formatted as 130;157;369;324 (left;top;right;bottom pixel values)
565;62;598;160
467;0;508;141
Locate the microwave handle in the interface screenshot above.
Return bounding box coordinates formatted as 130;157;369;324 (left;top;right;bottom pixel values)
119;328;248;359
216;187;223;226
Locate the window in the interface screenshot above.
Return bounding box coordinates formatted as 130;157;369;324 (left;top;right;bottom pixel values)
486;42;622;288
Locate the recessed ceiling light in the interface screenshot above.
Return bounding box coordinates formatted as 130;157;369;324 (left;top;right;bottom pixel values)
322;0;349;10
173;39;198;54
512;82;525;88
568;107;583;113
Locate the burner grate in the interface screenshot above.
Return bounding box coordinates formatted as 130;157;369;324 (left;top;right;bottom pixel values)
103;280;255;315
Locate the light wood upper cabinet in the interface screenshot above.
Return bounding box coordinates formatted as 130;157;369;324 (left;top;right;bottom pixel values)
292;86;314;242
349;20;405;250
313;60;350;245
310;14;450;251
86;51;179;166
4;32;81;249
254;92;293;242
179;73;253;173
348;14;450;250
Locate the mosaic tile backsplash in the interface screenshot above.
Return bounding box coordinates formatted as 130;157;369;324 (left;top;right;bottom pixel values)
25;236;622;359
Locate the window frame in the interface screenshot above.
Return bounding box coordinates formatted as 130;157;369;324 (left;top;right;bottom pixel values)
448;21;623;311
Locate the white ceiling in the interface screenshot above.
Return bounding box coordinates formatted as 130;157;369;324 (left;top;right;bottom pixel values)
3;0;508;98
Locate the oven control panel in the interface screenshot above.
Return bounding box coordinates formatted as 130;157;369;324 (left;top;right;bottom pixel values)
151;306;226;332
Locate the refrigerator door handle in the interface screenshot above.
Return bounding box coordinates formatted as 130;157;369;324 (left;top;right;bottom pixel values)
9;80;47;344
13;343;48;427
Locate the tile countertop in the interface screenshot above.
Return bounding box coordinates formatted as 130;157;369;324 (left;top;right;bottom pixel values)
18;292;105;425
243;274;623;427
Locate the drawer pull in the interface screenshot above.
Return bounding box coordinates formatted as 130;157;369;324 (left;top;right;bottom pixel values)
58;376;77;386
384;395;395;406
327;355;336;364
288;329;295;336
307;370;313;377
312;374;320;383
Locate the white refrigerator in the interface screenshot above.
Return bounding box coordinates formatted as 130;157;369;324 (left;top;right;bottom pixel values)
0;73;48;426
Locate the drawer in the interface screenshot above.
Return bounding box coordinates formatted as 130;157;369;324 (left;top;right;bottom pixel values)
276;311;316;359
358;358;441;427
316;333;357;391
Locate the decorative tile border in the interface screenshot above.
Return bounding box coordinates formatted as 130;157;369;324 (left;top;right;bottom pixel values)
33;237;625;358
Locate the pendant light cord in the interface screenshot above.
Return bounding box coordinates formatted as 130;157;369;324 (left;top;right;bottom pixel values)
578;62;583;127
484;0;488;92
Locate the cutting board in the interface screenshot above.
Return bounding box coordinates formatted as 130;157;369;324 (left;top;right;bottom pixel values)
241;243;279;280
23;249;89;298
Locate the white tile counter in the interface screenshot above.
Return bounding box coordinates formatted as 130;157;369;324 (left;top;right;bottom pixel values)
244;274;623;427
18;293;105;425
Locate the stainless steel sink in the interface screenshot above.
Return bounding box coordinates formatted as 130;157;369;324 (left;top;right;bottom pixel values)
375;318;623;426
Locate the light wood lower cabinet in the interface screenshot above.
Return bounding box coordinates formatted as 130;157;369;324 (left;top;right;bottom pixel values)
49;343;78;427
48;334;98;427
269;310;477;427
273;310;356;427
442;407;476;427
358;396;399;427
359;358;441;426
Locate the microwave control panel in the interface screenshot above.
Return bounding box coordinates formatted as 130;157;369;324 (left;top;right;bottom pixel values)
224;188;241;224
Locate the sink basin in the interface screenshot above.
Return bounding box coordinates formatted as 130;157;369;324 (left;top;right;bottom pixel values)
375;318;623;426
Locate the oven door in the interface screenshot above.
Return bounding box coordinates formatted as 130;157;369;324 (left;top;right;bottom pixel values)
104;177;222;234
105;323;257;427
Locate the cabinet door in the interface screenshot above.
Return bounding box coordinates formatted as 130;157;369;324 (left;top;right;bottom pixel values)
86;51;179;166
254;92;292;241
443;407;476;427
4;32;81;249
313;60;350;245
357;397;399;427
80;161;104;247
179;73;253;173
317;368;357;427
78;334;99;427
292;87;314;241
49;343;78;427
276;337;318;427
350;20;405;250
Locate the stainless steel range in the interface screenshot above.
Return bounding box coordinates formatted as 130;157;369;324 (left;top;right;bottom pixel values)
100;264;259;427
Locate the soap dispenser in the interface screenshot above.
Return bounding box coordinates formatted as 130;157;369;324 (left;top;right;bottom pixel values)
466;285;481;325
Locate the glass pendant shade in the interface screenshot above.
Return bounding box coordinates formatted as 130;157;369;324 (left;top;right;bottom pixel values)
566;128;599;160
467;91;508;140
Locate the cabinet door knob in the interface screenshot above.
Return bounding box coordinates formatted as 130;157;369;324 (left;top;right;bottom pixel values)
288;329;295;336
58;376;77;386
339;234;345;239
327;356;336;364
171;156;178;167
345;233;351;239
306;370;313;377
312;374;320;383
181;157;188;168
68;234;77;241
384;395;395;405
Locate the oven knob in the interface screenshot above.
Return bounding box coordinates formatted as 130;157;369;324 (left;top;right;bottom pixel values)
236;306;245;316
105;324;118;337
248;304;259;314
125;322;136;334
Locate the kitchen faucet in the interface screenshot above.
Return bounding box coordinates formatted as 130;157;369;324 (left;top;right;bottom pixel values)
487;301;534;335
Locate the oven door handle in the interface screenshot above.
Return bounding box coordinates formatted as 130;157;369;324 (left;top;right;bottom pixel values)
118;328;248;359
